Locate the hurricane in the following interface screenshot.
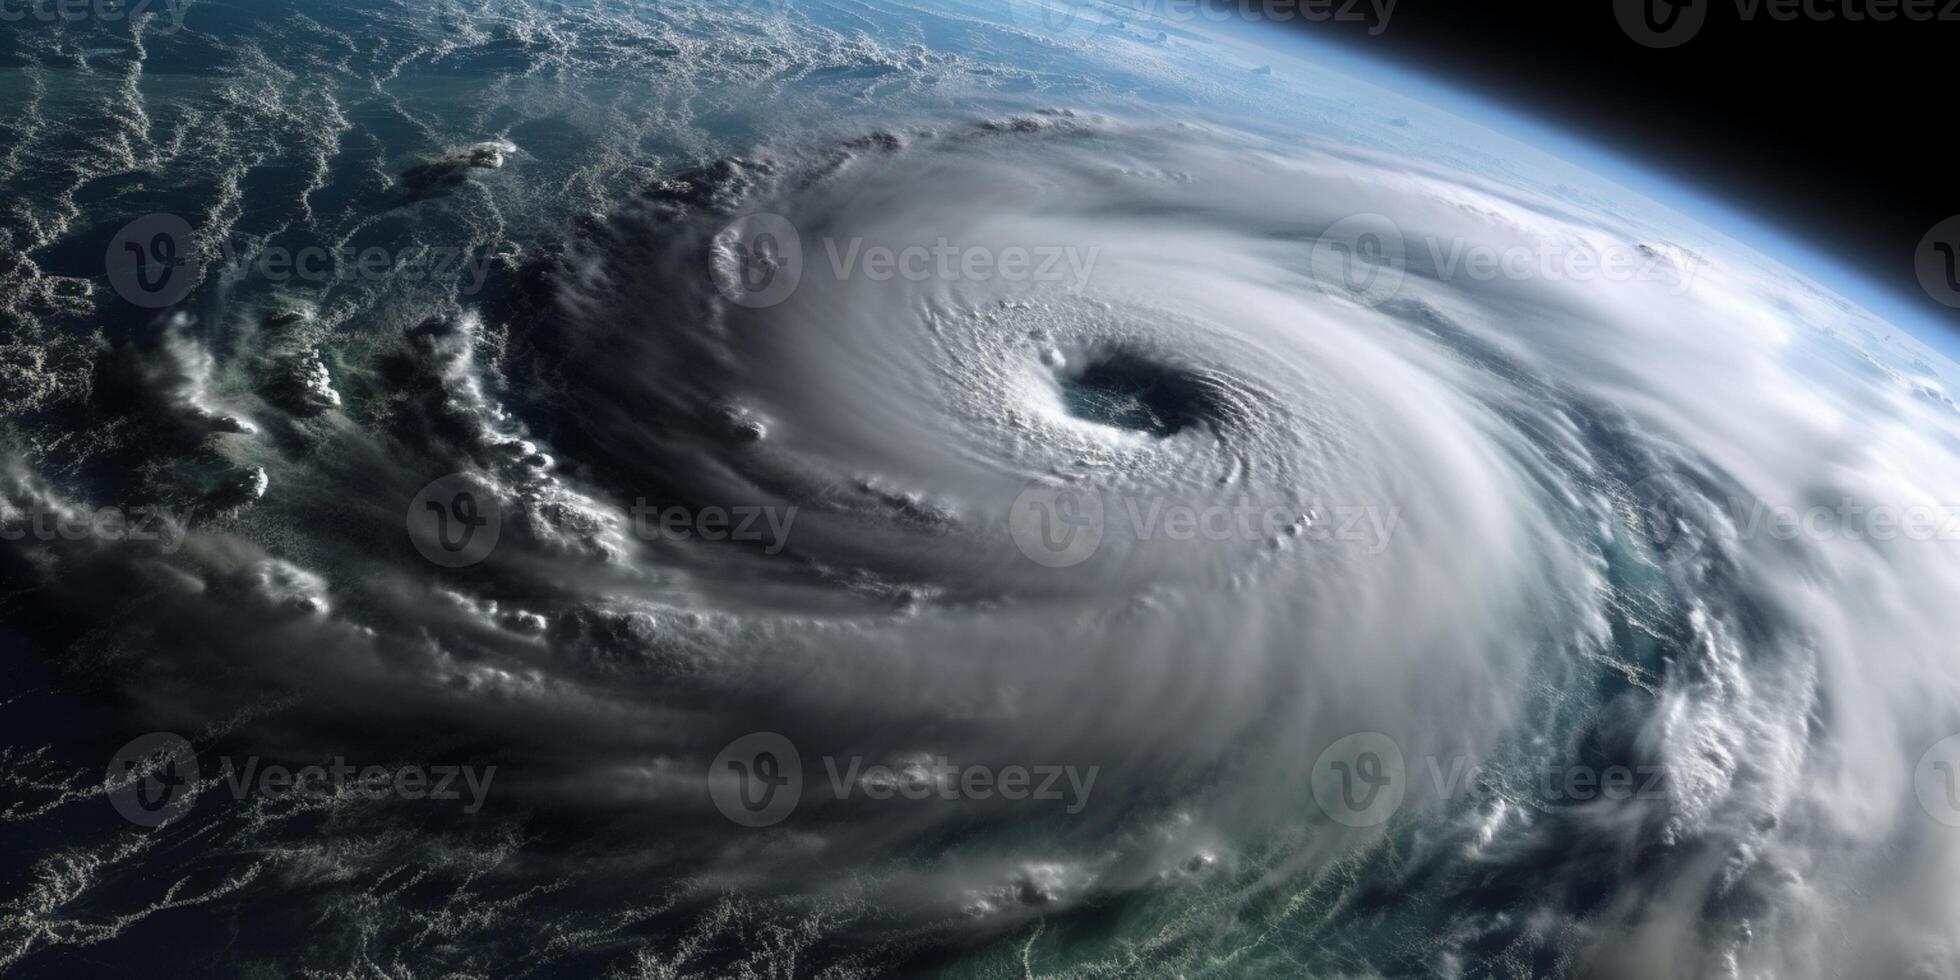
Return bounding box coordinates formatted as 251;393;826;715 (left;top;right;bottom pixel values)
4;1;1960;977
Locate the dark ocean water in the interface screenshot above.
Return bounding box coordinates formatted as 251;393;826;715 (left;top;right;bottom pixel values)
7;2;1960;978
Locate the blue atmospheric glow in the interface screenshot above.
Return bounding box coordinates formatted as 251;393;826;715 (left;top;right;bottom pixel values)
1234;23;1960;365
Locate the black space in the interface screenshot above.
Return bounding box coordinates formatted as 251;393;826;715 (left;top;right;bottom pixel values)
1264;0;1959;335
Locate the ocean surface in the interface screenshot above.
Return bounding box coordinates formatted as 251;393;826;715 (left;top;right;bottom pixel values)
5;2;1960;977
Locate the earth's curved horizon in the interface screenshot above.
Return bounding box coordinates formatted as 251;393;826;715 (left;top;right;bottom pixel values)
4;2;1959;977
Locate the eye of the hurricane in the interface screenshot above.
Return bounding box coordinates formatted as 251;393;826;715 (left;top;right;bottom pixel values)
1053;353;1212;438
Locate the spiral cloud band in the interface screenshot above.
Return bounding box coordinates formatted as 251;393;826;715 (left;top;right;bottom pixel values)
4;1;1959;976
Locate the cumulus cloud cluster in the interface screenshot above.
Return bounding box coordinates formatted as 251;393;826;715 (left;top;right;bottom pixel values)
4;2;1959;977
